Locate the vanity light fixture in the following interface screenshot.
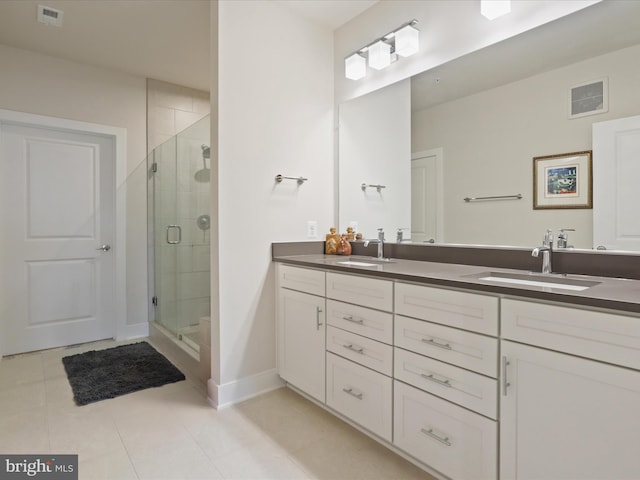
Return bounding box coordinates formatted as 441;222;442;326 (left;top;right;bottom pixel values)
344;20;419;81
481;0;511;20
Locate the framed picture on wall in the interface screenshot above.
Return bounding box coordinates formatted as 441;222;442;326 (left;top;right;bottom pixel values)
533;151;593;209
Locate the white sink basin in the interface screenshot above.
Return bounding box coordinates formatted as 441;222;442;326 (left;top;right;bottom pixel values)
335;257;395;267
467;272;600;291
336;260;378;267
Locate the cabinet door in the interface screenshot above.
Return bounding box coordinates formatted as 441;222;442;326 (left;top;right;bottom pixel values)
278;264;325;296
326;325;393;376
326;299;393;344
395;315;498;378
326;352;392;442
277;288;325;403
501;341;640;480
326;272;393;312
394;381;497;480
395;282;498;336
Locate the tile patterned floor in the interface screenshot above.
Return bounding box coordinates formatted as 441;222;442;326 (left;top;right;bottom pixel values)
0;338;437;480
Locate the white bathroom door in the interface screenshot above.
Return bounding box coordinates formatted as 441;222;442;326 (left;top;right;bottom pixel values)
592;115;640;251
0;122;115;355
411;149;443;243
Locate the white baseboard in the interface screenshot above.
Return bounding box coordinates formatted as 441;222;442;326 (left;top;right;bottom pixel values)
207;369;285;409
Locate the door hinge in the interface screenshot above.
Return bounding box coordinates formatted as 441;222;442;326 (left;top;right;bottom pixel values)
151;162;158;173
152;296;158;307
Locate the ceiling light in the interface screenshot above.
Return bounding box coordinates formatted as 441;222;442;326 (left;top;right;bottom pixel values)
345;53;366;81
481;0;511;20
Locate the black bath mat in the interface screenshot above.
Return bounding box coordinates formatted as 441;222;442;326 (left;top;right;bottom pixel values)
62;341;185;406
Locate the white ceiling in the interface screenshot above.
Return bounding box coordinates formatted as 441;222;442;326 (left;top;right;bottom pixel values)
0;0;377;93
2;0;636;107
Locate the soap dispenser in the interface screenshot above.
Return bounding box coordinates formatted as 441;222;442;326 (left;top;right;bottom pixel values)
325;227;340;254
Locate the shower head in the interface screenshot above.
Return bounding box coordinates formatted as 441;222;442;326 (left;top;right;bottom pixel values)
195;144;211;182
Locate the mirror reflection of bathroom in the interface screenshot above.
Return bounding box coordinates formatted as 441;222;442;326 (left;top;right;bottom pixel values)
147;87;211;373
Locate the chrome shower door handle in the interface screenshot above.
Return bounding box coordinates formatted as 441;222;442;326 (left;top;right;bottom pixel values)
96;244;111;252
166;225;182;245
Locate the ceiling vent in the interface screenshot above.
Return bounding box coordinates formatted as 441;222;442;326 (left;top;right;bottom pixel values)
37;4;64;27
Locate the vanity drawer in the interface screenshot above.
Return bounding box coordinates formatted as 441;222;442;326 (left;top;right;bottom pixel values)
395;315;498;377
278;264;325;297
395;282;498;336
326;299;393;344
394;347;497;419
326;272;393;312
394;381;497;480
327;326;393;376
326;352;392;442
502;298;640;370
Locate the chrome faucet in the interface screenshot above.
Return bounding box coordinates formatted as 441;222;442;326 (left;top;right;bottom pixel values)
532;229;553;274
364;228;385;259
557;229;575;249
396;228;410;243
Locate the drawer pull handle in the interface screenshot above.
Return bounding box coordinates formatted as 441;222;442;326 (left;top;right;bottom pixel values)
343;315;364;325
502;355;511;396
421;428;452;447
421;373;452;388
342;387;363;400
343;344;364;354
421;338;452;350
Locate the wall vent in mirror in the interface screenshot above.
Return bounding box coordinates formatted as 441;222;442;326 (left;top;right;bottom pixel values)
569;78;608;119
37;4;64;27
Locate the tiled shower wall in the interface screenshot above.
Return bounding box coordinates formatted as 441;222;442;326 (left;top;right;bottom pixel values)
147;78;210;153
147;79;211;339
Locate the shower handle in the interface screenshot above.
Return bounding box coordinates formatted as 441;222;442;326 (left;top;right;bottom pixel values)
166;225;182;245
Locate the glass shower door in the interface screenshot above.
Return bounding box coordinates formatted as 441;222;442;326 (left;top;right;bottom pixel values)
149;114;211;355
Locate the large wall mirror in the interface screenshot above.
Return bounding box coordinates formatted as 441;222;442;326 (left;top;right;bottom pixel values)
338;1;640;251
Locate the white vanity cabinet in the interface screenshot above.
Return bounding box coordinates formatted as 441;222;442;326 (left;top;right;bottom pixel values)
393;282;499;480
500;299;640;480
276;265;326;403
276;259;640;480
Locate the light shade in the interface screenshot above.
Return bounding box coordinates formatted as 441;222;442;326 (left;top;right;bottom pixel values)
481;0;511;20
368;40;391;70
394;24;419;57
345;53;366;80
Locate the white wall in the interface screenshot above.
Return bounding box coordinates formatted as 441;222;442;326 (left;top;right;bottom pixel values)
0;44;148;333
412;44;640;248
339;79;411;239
212;1;334;406
334;0;599;104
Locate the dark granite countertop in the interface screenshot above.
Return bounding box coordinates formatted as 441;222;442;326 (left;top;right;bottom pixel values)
273;253;640;315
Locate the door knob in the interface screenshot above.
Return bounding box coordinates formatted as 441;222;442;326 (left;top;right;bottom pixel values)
96;244;111;251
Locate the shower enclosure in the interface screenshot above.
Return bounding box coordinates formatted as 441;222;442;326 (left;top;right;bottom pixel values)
147;115;210;357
